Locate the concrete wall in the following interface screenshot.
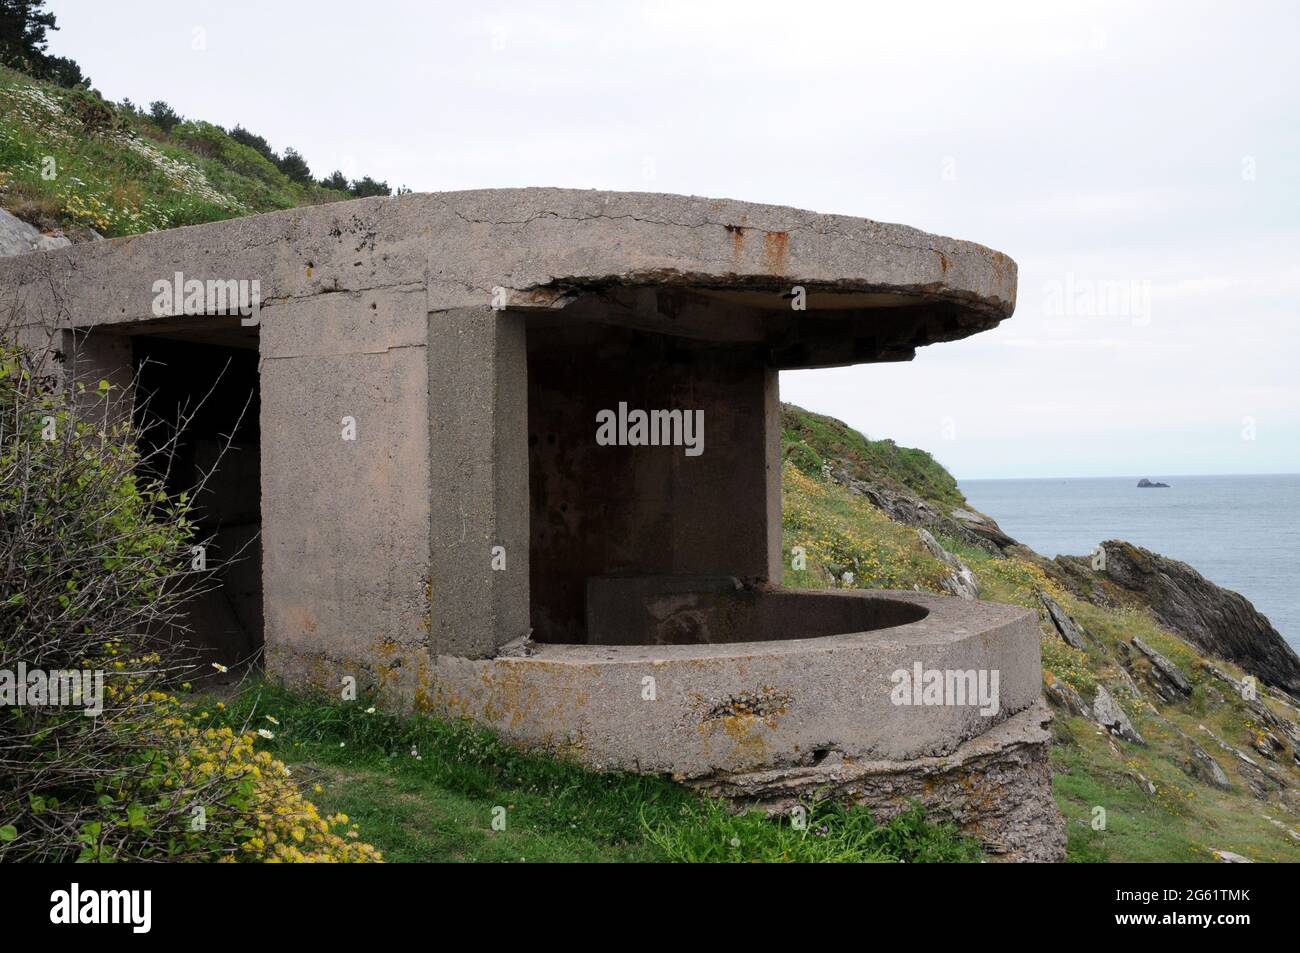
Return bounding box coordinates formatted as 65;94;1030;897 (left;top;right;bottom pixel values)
260;287;433;695
526;320;780;643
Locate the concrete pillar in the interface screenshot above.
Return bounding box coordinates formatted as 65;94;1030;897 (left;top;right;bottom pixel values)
427;308;530;657
761;367;783;583
259;289;431;692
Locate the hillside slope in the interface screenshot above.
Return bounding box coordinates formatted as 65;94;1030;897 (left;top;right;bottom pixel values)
780;402;1300;862
0;64;347;240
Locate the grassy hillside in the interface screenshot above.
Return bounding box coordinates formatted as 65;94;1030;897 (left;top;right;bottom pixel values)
0;64;348;237
776;413;1300;862
207;422;1300;863
781;404;967;509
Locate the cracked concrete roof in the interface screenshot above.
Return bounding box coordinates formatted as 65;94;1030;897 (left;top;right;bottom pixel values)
0;188;1017;352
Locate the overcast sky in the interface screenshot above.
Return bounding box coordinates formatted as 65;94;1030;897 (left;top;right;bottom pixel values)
47;0;1299;478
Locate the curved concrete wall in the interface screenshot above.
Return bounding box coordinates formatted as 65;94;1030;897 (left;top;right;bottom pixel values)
426;590;1039;777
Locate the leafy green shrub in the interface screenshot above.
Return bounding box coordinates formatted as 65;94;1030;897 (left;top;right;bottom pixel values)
147;100;181;133
783;438;823;477
0;331;379;861
59;86;111;131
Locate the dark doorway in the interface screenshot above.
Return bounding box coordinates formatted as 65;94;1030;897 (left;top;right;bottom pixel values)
132;336;262;666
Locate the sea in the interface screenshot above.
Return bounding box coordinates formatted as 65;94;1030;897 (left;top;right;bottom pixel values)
958;474;1300;652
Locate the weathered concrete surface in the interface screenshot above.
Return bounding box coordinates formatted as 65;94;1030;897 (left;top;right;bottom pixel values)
0;192;1051;836
428;307;530;658
423;590;1040;775
689;698;1065;863
0;189;1015;344
260;285;433;692
527;321;779;642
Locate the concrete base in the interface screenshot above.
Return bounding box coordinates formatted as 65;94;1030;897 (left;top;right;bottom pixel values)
688;698;1066;863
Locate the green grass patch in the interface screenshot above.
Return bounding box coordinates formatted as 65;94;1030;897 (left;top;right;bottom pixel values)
781;403;967;509
203;682;982;863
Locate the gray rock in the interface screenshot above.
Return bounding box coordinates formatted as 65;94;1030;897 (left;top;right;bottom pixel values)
1131;636;1193;699
1184;740;1232;790
1092;685;1145;744
824;466;1016;555
33;233;71;251
1212;850;1252;863
0;208;72;257
1092;541;1300;695
1040;591;1089;650
917;528;979;600
0;208;44;257
1044;676;1090;717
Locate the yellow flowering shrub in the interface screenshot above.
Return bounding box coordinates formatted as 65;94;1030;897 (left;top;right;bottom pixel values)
148;694;381;863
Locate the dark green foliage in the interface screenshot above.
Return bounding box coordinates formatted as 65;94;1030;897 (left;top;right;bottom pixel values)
783;439;824;477
228;124;277;162
147;100;181;133
350;175;391;198
319;169;349;192
276;146;312;184
0;0;87;88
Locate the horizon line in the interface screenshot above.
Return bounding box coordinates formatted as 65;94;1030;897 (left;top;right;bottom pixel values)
957;470;1300;482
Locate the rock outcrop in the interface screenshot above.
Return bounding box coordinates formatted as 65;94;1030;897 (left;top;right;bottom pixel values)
1092;685;1145;744
1055;540;1300;696
1130;637;1193;700
689;699;1065;862
1040;591;1089;650
917;528;979;600
0;208;71;257
824;466;1017;555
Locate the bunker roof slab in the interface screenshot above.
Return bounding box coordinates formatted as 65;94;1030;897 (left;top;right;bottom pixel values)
0;189;1016;359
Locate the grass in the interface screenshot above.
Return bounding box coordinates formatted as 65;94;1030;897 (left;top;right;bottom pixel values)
781;461;950;591
10;45;1293;861
203;682;982;863
781;403;968;510
0;65;348;237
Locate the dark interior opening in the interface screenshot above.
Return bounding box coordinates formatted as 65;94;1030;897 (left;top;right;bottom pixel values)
132;336;262;666
523;310;928;647
526;316;777;644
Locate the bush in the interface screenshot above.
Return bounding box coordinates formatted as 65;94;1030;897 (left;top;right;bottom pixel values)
147;100;181;134
350;175;390;198
0;330;379;861
319;169;349;192
783;439;823;477
276;146;312;184
227;124;277;163
62;86;114;132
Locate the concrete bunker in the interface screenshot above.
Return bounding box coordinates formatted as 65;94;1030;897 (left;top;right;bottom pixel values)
1;189;1064;859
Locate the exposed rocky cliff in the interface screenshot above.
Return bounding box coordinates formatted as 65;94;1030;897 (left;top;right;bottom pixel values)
1053;540;1300;696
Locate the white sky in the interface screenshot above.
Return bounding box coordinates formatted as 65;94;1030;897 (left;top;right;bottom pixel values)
47;0;1300;478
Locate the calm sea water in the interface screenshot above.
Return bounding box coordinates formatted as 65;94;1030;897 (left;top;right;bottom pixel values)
958;475;1300;651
